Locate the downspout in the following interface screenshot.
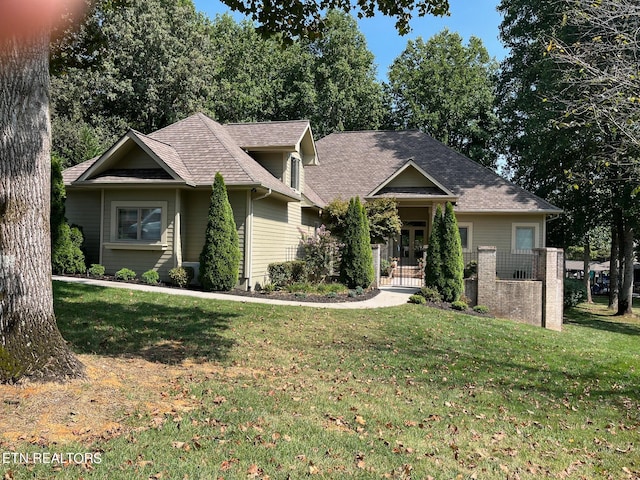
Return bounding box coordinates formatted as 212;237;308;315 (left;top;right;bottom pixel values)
247;188;272;290
99;189;104;265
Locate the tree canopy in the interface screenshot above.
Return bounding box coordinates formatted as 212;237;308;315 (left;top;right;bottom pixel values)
386;30;499;168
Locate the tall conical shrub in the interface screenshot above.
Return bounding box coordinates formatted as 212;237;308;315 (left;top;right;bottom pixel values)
339;197;374;289
51;155;86;274
440;202;465;302
199;172;241;291
425;204;444;292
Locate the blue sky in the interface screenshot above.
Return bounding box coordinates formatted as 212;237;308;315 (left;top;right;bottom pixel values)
192;0;506;81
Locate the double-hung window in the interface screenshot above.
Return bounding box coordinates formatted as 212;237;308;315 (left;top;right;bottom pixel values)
457;222;473;252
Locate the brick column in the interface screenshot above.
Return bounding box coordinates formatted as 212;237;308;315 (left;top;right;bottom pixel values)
534;248;564;331
371;244;380;289
477;246;497;310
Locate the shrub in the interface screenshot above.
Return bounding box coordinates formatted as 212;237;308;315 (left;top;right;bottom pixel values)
409;294;426;305
464;260;478;279
419;286;442;302
440;202;465;302
564;278;588;308
473;305;490;314
451;300;468;311
325;291;338;299
355;286;365;296
199;173;241;291
50;155;87;275
115;268;136;281
315;283;347;295
300;225;341;283
380;259;391;277
87;264;105;277
169;267;193;288
141;269;160;285
425;205;444;291
339;197;374;289
286;282;313;293
268;261;307;288
261;283;276;294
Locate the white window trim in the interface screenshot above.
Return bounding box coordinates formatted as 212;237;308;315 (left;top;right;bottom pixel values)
458;222;473;253
106;200;168;250
511;222;539;253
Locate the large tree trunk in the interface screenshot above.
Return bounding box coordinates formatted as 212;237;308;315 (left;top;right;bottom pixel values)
608;223;618;310
0;32;84;382
617;221;634;316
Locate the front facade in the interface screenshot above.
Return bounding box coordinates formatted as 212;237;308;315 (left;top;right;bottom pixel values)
63;114;561;289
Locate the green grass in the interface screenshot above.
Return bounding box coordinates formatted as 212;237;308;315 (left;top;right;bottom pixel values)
6;282;640;479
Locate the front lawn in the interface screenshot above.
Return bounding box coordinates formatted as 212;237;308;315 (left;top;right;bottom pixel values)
0;282;638;479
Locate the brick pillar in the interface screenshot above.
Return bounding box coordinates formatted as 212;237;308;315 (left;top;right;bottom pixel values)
371;244;380;289
534;248;564;331
477;246;497;310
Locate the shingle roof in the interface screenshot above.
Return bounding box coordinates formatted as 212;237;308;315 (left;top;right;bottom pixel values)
307;130;561;213
225;120;311;149
64;113;300;200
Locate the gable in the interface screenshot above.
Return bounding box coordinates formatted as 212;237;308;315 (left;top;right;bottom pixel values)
367;160;456;200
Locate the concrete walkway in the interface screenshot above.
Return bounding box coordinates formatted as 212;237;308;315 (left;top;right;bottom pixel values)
53;275;418;309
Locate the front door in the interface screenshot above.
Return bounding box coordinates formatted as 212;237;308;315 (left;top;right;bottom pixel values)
396;223;426;265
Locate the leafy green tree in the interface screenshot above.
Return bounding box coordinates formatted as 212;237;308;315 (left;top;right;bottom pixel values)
339;197;374;289
425;205;444;292
51;155;86;274
199;173;241;291
323;197;401;244
440;202;464;302
305;10;385;137
386;30;499;168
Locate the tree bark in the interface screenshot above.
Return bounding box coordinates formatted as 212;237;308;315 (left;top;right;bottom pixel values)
617;221;634;316
583;237;592;303
0;32;84;382
608;222;618;310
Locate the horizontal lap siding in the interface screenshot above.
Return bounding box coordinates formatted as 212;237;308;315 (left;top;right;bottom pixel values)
455;214;545;253
65;190;102;266
181;189;246;280
251;198;301;287
102;189;176;280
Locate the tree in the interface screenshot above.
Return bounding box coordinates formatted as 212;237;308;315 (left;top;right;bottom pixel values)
51;155;86;274
425;205;444;292
305;10;385;137
339;197;375;289
1;0;449;382
386;30;500;168
440;202;464;302
545;0;640;315
199;173;241;291
322;197;401;244
1;23;86;382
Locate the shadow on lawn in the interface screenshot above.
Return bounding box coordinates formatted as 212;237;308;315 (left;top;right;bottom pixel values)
54;282;237;364
564;300;640;337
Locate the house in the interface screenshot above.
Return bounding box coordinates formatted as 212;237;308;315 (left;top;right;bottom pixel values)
63;113;322;290
63;113;562;289
308;130;562;276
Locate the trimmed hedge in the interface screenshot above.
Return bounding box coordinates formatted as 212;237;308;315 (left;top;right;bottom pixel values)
268;261;306;288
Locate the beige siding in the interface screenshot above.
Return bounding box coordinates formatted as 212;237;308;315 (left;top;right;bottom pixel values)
251;197;301;287
65;190;102;265
253;152;286;181
101;189;176;280
455;214;546;253
181;189;246;280
388;167;433;188
120;148;159;169
301;208;321;229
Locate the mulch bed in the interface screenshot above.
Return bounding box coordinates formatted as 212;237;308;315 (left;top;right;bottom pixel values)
60;274;380;303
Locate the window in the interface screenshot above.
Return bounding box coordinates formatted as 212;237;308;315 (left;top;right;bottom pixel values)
108;201;168;249
290;155;301;191
512;223;539;253
117;207;161;241
458;222;473;252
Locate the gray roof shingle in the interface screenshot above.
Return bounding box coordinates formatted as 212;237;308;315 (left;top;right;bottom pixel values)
225;120;311;149
307;130;561;213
